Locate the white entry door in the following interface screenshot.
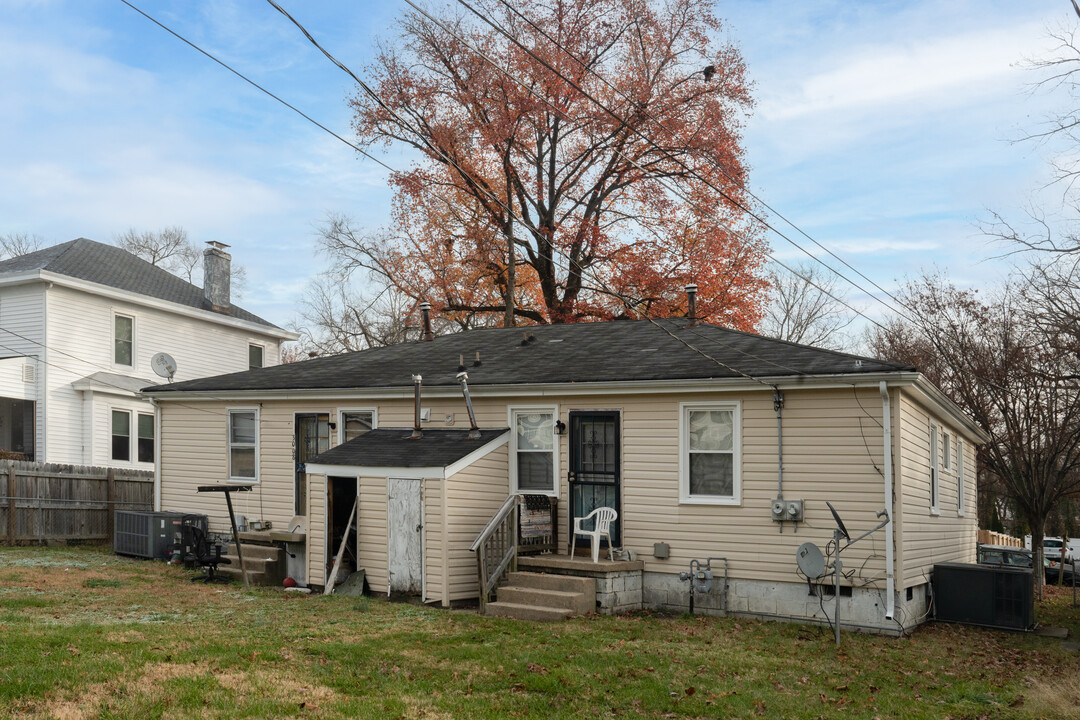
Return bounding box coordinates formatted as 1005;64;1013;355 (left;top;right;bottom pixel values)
387;477;422;594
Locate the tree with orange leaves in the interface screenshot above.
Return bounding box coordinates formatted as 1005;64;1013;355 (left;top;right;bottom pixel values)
328;0;768;327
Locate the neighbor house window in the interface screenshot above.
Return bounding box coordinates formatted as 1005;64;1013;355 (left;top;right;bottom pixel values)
956;438;965;515
249;344;264;370
680;402;741;504
228;409;258;481
942;432;952;472
339;409;375;444
111;410;131;462
137;413;155;464
511;408;556;494
929;421;940;513
114;315;133;366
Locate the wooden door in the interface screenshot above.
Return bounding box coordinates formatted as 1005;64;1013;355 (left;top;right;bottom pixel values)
387;477;422;595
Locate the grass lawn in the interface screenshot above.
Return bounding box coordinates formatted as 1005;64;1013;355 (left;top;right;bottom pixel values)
1;546;1078;719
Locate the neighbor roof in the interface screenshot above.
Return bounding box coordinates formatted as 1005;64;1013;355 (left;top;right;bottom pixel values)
0;238;281;330
306;428;509;468
144;318;914;394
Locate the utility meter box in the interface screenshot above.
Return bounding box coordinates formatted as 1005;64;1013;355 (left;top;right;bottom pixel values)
771;498;804;522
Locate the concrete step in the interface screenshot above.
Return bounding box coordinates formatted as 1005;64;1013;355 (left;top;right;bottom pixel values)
496;585;591;615
507;571;594;593
484;601;574;622
225;543;282;562
215;544;285;586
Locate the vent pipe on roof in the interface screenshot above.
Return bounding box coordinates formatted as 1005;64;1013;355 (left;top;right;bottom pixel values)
411;374;423;439
457;371;482;439
685;284;699;327
203;241;232;313
419;302;434;342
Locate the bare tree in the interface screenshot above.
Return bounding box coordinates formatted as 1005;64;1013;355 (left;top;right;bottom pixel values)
757;262;853;349
114;227;247;299
0;232;46;260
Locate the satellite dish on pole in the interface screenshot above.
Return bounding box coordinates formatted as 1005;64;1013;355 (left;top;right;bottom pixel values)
826;500;850;541
796;542;826;579
151;352;177;381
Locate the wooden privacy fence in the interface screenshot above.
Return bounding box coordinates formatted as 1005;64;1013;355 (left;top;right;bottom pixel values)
977;529;1023;548
0;460;154;545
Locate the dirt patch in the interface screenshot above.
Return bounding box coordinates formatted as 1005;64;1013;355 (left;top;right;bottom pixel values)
216;667;339;707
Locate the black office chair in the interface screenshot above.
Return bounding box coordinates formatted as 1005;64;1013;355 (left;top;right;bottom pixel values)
185;525;231;583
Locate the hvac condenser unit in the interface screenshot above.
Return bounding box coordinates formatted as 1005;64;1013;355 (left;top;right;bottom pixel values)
933;562;1034;631
113;510;195;559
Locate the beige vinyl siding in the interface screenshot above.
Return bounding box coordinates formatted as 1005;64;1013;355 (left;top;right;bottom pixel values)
307;472;327;586
423;477;444;604
895;388;977;589
357;475;388;594
444;445;510;603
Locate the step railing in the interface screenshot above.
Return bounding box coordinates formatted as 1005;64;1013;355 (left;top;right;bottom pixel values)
471;495;520;612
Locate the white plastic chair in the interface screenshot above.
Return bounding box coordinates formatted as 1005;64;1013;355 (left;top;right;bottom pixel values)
571;507;618;563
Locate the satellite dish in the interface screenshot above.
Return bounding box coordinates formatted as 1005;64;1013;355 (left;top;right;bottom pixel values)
796;542;826;579
151;352;177;380
826;501;850;541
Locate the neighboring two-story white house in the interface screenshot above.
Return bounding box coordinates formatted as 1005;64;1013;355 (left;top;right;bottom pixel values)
0;238;296;469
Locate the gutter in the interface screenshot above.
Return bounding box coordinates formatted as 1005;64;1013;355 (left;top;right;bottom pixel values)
880;381;895;620
151;398;161;512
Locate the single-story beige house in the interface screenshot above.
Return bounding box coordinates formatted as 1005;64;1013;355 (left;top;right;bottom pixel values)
144;315;987;632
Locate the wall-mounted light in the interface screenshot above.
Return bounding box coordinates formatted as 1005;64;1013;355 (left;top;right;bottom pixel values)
328;422;337;430
554;419;567;435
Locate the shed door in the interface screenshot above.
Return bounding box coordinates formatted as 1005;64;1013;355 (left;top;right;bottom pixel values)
387;477;422;595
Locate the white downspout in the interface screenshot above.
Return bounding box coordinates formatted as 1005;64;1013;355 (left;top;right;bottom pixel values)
150;398;161;511
879;381;895;619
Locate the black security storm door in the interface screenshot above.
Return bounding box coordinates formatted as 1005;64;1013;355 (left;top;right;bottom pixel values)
568;411;620;549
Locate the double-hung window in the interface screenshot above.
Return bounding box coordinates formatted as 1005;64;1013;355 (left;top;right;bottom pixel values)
339;409;375;443
511;408;556;494
114;315;133;366
228;409;258;481
137;413;155;463
956;437;965;515
111;410;131;462
929;422;940;513
680;402;741;504
249;344;264;370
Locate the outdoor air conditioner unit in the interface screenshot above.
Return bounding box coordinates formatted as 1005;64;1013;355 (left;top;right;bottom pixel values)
113;510;206;560
933;562;1034;631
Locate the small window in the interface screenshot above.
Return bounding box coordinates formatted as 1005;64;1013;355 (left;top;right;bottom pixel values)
114;315;133;366
340;410;374;443
929;422;940;513
942;432;952;472
249;344;264;370
111;410;131;462
137;413;155;464
956;437;965;515
228;410;258;481
680;402;741;504
511;409;555;494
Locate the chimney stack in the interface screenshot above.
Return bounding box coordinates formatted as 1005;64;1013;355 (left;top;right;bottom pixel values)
419;302;434;342
203;241;232;313
685;284;699;327
411;374;423;439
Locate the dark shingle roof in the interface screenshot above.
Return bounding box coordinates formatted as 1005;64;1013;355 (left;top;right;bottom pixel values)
0;238;281;329
307;428;509;468
145;318;914;394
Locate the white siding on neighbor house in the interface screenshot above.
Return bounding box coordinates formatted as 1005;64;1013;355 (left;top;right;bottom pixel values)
158;386;907;595
895;388;978;590
0;284;47;457
41;284;283;466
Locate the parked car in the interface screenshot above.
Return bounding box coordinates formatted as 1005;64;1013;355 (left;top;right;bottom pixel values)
1045;561;1076;585
1042;537;1073;564
977;544;1034;569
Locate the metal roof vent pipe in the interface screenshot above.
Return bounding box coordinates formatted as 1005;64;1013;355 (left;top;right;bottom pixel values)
456;371;482;439
410;374;423;439
419;301;434;342
203;241;232;313
685;284;699;327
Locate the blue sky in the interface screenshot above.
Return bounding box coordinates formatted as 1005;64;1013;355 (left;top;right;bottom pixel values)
0;0;1073;332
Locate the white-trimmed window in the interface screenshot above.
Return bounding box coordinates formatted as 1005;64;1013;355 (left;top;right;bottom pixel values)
929;421;940;513
111;410;131;462
680;402;741;504
510;408;557;495
942;431;952;473
956;437;965;515
338;408;376;444
137;413;155;464
249;344;264;370
228;409;259;481
114;314;134;366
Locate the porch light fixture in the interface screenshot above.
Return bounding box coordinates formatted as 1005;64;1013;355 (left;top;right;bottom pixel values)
554;419;567;435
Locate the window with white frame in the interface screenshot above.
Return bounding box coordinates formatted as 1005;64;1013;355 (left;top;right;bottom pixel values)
339;409;375;444
680;402;741;504
942;431;952;472
228;409;258;481
248;344;264;370
929;421;940;512
956;437;965;515
511;409;556;494
111;410;131;462
114;314;133;366
137;413;155;464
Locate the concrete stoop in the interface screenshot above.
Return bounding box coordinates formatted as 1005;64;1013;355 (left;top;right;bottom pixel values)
484;571;596;621
216;543;285;586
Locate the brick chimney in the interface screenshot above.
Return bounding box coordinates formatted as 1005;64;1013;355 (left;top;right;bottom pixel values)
203;241;231;313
